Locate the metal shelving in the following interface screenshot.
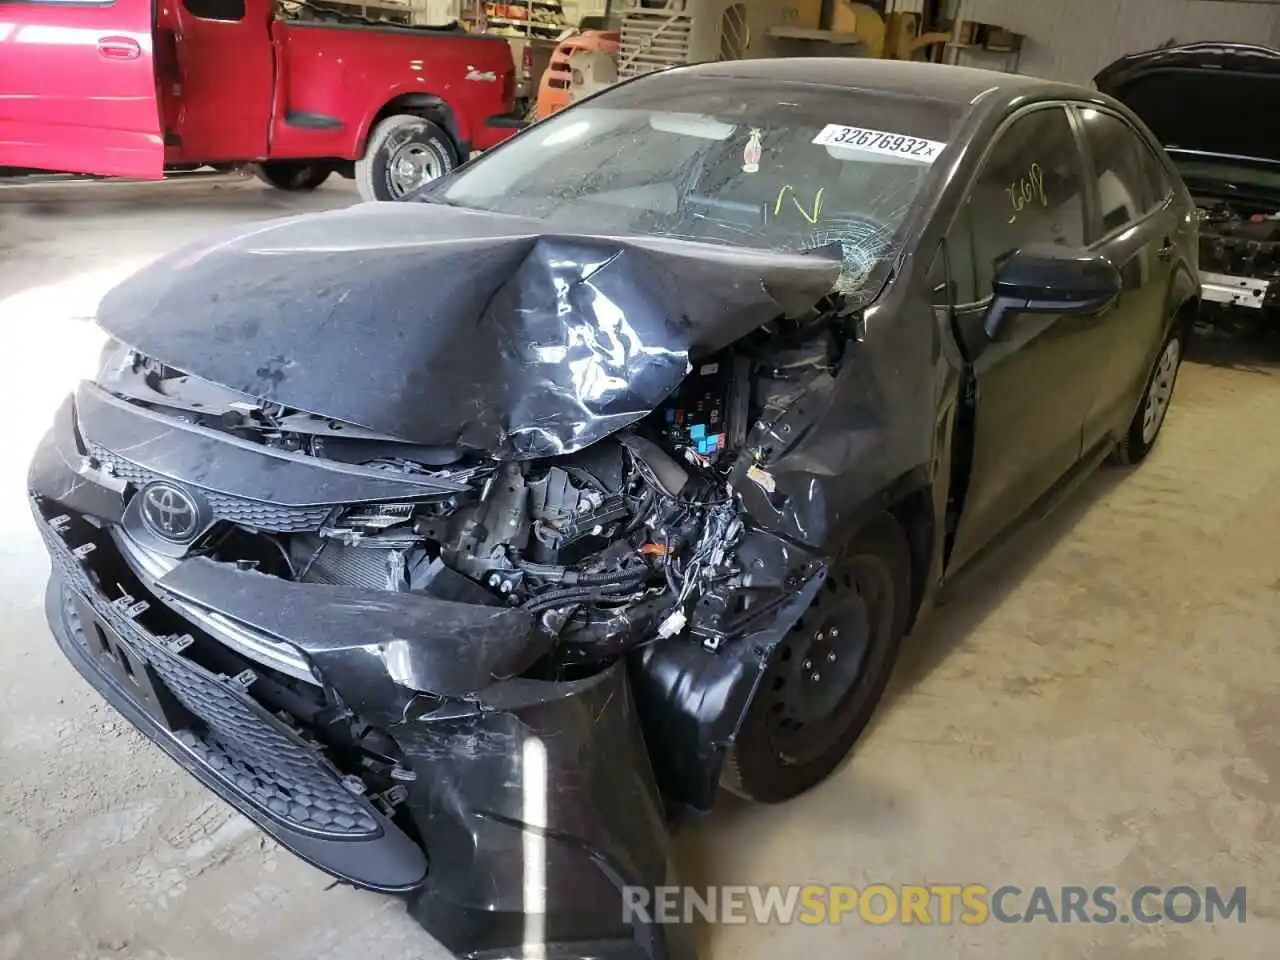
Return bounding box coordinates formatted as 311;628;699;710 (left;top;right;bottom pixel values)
465;0;568;36
289;0;444;26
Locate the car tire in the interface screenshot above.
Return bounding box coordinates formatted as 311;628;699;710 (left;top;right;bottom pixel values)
1111;326;1183;466
355;114;457;202
723;514;912;804
250;161;332;191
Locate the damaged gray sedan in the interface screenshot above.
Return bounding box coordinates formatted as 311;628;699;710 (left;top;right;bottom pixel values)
30;59;1197;959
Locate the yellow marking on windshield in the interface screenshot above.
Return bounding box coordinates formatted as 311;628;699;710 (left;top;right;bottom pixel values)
774;185;825;224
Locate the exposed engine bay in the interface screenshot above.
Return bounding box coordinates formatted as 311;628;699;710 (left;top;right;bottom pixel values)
94;318;839;676
1197;199;1280;274
1196;197;1280;313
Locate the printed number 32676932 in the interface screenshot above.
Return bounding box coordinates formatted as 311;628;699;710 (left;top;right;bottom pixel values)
811;125;945;163
830;128;933;157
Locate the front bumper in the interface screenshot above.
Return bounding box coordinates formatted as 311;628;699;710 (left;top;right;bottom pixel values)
30;390;697;959
43;570;428;890
35;496;692;959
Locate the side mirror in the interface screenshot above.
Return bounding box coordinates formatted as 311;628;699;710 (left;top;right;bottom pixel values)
984;244;1121;340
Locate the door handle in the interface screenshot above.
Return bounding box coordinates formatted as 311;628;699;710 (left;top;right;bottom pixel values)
97;36;142;60
1157;240;1175;261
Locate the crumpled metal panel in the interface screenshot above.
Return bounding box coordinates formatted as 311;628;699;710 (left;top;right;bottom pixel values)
95;202;840;460
156;556;549;711
73;381;466;503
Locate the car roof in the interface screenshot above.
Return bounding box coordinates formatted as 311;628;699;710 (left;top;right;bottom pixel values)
677;57;1086;111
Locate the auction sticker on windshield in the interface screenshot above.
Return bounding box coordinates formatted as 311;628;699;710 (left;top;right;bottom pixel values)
812;124;947;163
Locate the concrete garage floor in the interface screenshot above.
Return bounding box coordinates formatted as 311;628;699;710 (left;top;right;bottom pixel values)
1;177;1277;959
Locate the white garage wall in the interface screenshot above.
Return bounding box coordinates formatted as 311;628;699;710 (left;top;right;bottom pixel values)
956;0;1280;82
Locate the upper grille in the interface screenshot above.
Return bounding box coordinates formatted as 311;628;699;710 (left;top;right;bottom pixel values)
37;503;381;839
90;445;336;533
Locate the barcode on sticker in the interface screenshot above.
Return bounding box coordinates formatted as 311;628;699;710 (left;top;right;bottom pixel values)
813;124;947;163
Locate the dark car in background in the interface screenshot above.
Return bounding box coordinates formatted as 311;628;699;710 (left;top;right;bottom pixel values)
29;59;1197;960
1098;42;1280;324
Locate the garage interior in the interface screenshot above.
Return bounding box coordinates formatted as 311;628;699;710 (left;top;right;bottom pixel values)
3;0;1280;958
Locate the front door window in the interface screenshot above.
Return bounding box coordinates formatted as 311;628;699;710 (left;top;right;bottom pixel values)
968;107;1087;293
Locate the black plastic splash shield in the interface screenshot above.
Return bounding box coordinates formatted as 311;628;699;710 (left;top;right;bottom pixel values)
95;202;840;459
397;665;696;960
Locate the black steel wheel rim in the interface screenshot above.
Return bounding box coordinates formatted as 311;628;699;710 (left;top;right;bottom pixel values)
765;555;894;767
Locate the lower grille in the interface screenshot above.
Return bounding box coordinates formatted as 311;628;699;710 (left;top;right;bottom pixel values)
37;502;381;839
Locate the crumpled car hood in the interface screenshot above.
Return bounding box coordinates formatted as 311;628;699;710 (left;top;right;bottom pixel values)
96;201;840;459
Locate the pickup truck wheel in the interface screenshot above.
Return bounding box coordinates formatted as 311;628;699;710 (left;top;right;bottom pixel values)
723;515;911;804
356;114;457;202
250;162;332;191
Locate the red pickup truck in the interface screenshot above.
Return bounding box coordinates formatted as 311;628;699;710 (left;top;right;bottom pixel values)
0;0;522;200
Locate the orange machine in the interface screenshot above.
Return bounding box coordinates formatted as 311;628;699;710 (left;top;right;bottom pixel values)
535;30;621;120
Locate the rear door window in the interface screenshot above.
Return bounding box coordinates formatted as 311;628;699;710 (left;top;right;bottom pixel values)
1078;108;1159;235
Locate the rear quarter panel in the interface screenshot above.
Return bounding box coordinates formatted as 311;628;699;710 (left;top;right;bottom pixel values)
269;23;514;160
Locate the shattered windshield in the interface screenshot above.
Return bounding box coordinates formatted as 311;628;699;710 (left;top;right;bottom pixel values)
427;74;963;300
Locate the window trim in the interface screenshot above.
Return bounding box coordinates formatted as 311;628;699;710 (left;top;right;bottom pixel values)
943;197;979;308
1139;142;1177;206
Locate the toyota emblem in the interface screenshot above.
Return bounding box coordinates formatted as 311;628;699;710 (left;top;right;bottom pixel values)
139;482;201;542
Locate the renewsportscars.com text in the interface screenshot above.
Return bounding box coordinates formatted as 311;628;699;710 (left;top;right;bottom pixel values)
622;884;1247;926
